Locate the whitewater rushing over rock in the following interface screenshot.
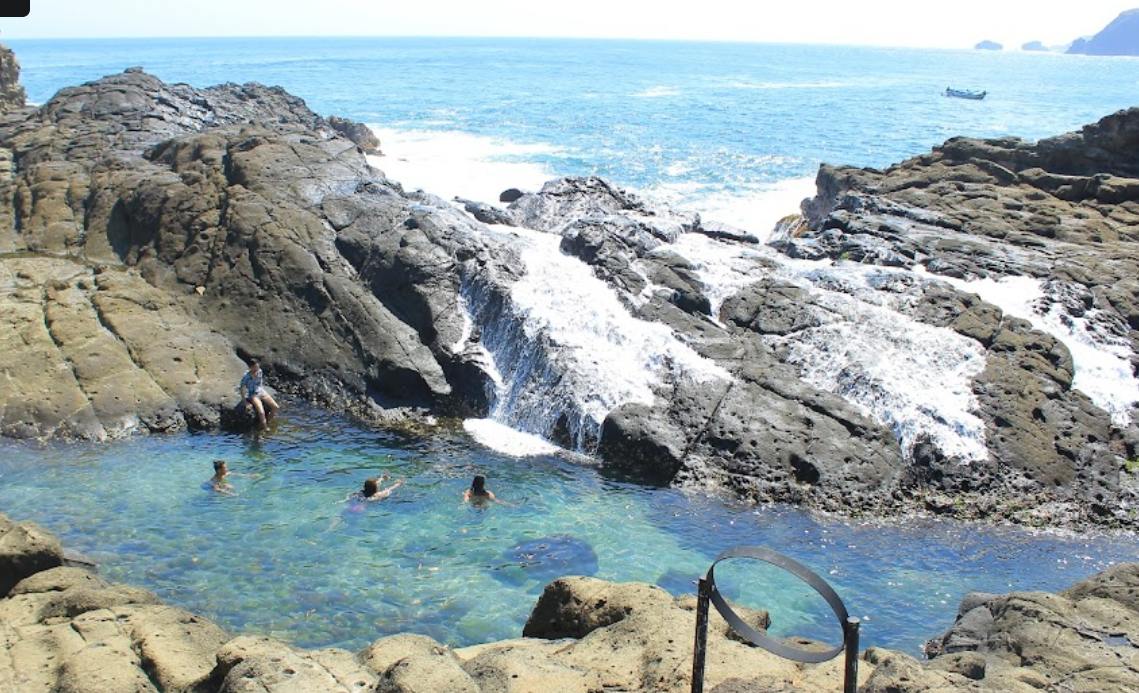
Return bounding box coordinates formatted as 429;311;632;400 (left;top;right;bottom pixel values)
935;272;1139;427
462;225;730;453
672;233;990;463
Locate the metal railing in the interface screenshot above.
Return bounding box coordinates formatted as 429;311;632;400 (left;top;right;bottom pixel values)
691;546;860;693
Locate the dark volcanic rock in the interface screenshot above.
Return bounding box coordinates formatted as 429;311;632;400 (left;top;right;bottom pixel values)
327;114;382;153
2;53;1138;529
794;107;1139;527
0;67;511;437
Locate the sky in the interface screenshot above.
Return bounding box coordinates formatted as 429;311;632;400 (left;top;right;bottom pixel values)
3;1;1137;49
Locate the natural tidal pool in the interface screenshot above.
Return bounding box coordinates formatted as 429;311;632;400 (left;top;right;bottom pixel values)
0;404;1134;656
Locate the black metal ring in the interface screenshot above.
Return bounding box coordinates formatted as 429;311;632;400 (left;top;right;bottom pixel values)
705;546;850;663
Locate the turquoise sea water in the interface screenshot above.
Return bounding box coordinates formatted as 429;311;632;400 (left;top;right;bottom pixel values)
1;37;1137;656
0;404;1134;655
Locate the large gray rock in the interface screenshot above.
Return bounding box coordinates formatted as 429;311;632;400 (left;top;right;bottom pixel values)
918;564;1139;693
216;636;376;693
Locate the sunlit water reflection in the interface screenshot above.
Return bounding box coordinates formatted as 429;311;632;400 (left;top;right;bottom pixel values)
0;404;1134;656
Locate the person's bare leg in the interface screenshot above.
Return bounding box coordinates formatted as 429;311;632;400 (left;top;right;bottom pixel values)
251;397;267;428
262;393;279;420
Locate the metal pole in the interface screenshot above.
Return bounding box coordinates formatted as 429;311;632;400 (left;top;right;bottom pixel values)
843;617;861;693
691;577;711;693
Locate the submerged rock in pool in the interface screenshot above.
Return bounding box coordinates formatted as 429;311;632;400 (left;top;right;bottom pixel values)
494;534;599;585
655;568;700;597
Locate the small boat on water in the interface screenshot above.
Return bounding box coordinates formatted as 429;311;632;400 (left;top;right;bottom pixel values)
944;87;987;100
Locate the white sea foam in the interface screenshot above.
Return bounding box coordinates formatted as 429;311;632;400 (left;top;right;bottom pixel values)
462;418;560;457
366;127;557;205
673;237;989;461
932;272;1139;426
669;234;769;318
650;175;814;239
634;85;681;98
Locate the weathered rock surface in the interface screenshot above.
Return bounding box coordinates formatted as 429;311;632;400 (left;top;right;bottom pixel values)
0;66;511;440
2;515;1137;693
0;514;64;596
0;44;25;115
0;559;230;693
785;106;1139;527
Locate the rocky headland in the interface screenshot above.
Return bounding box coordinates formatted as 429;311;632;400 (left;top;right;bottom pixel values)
0;43;1137;530
1069;8;1139;55
3;512;1138;693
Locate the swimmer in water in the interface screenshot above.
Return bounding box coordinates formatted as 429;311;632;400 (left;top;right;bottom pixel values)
347;472;405;502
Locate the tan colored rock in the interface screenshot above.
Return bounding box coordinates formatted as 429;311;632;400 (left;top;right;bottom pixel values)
379;649;479;693
1;621;86;693
10;566;109;596
0;44;26;114
216;635;377;693
130;606;230;693
56;641;159;693
0;257;247;439
523;576;676;639
462;642;603;693
520;576;865;693
0;514;64;596
362;634;478;693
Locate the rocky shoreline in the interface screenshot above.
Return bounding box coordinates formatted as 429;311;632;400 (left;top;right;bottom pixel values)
0;41;1137;534
2;512;1138;692
2;43;1139;693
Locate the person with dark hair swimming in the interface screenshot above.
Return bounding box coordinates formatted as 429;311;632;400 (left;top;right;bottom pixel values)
348;472;404;502
206;459;257;496
463;474;497;505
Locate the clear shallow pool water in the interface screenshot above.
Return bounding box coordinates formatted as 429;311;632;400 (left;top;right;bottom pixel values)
0;404;1134;656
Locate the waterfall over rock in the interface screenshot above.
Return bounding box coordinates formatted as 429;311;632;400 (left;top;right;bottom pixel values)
463;224;729;452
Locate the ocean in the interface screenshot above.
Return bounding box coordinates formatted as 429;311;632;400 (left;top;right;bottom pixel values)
8;37;1138;230
1;36;1137;656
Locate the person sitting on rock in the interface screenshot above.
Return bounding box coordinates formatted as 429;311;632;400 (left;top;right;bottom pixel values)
348;472;405;502
239;357;279;429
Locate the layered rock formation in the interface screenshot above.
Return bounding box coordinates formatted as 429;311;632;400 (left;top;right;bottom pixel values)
3;512;1138;693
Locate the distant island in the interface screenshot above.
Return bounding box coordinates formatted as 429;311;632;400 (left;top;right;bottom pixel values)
973;7;1139;55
